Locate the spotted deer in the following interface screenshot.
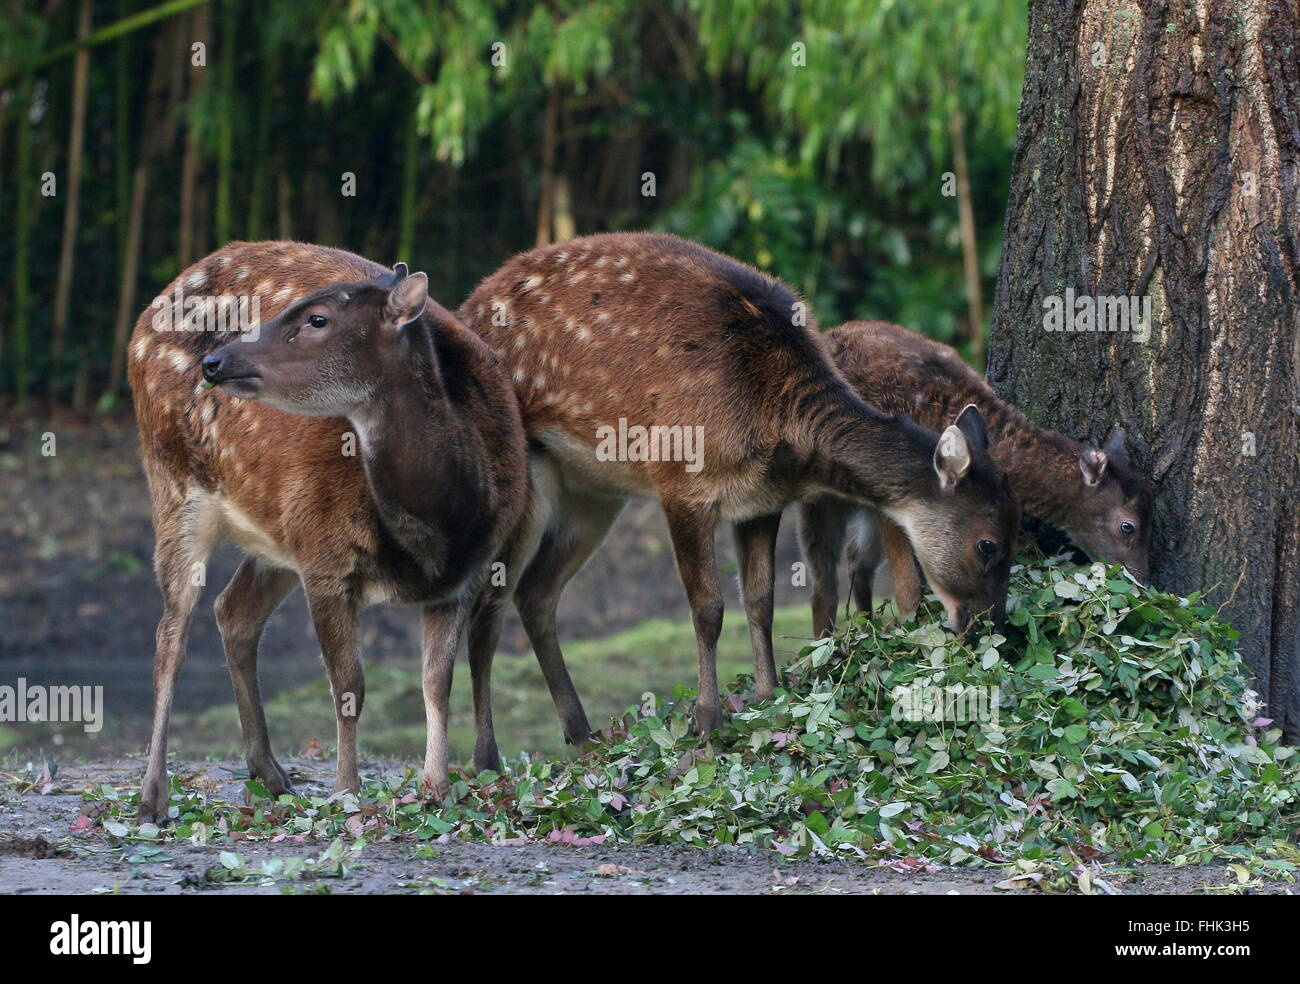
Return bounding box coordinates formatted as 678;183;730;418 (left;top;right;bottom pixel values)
459;233;1020;739
127;242;528;822
799;320;1154;636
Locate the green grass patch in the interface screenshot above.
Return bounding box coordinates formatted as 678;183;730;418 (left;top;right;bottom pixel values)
173;605;816;762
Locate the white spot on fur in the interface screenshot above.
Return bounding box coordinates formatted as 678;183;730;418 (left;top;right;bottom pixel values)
131;332;151;362
185;269;208;290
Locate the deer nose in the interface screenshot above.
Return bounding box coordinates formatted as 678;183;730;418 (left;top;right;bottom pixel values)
201;353;223;382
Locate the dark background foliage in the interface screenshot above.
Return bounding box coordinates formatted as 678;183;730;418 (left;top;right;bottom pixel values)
0;0;1027;410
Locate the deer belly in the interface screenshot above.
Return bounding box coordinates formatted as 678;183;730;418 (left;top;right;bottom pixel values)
218;499;298;571
535;427;656;496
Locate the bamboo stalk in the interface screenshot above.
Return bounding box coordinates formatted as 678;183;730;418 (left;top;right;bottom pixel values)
50;0;94;405
214;0;234;244
3;0;210;86
12;75;34;410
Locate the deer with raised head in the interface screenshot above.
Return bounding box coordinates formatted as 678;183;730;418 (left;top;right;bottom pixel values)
799;319;1154;636
458;233;1021;741
127;242;527;822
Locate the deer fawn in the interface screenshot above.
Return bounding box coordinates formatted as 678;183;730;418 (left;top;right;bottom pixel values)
127;242;527;822
799;320;1154;636
458;233;1020;739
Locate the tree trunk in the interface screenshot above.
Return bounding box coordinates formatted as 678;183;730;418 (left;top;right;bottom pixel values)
535;85;560;247
987;0;1300;740
50;0;93;406
948;104;984;367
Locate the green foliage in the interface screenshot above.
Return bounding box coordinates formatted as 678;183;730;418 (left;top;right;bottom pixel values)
71;559;1299;893
2;0;1028;397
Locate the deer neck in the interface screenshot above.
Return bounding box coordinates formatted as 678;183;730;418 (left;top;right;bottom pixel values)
813;395;942;509
982;411;1086;531
347;321;469;575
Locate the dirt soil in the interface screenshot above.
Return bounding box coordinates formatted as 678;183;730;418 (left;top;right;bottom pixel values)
0;759;1291;896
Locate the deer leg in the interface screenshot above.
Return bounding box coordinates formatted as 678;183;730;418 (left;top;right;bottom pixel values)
798;496;853;638
303;585;363;795
881;514;922;620
214;558;298;795
513;495;622;747
465;583;506;776
420;599;468;800
663;502;724;737
140;489;219;824
734;511;781;702
845;509;884;617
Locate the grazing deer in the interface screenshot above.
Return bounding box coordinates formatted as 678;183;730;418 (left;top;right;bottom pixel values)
127;242;527;822
799;320;1154;636
458;233;1020;739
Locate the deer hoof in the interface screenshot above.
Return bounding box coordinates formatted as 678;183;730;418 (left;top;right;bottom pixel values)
693;703;723;738
249;756;294;797
138;776;170;825
421;777;451;803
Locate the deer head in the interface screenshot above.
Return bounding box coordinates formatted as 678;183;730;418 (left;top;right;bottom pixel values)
892;404;1021;632
200;263;429;416
1068;426;1154;584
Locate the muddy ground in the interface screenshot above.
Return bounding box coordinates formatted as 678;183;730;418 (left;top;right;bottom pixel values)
2;414;1292;896
2;759;1288;896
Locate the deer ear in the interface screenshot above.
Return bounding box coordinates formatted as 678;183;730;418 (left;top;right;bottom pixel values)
1079;447;1109;487
953;403;989;452
934;424;972;490
384;271;427;329
389;262;409;285
1102;425;1129;465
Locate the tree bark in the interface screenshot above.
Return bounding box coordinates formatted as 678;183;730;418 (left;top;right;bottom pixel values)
988;0;1300;740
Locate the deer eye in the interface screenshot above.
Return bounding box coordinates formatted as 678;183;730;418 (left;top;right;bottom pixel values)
1120;521;1136;536
308;314;328;328
977;539;997;558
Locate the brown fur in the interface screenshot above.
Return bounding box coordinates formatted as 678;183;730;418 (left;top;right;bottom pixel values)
800;319;1154;634
458;233;1019;735
128;241;527;821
